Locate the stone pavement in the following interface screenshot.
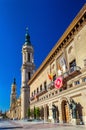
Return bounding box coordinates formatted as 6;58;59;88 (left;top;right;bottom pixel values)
0;120;86;130
13;120;86;130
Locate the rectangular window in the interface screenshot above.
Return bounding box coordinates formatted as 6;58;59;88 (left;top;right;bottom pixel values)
70;59;76;67
82;77;86;82
69;59;76;73
75;80;80;85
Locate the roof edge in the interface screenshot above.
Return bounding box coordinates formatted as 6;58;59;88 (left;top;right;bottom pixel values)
28;3;86;85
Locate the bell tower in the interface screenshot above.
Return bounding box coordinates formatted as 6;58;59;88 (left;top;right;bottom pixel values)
10;78;17;107
21;28;35;119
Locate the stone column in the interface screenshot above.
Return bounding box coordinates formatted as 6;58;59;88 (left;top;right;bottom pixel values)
44;104;48;122
58;99;63;123
48;102;57;123
48;102;53;122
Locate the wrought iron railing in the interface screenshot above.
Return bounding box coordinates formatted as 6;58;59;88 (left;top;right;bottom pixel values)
48;81;55;89
35;89;47;97
69;66;81;74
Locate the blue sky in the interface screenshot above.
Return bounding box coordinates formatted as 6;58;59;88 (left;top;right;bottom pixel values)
0;0;85;112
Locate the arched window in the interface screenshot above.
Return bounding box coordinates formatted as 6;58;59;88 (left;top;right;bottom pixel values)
44;81;47;90
40;85;42;91
34;90;36;95
37;88;39;93
28;72;31;80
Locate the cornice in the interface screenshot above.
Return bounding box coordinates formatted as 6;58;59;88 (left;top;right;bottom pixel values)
28;4;86;85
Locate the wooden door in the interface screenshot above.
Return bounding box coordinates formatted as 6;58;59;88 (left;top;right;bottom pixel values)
65;104;69;123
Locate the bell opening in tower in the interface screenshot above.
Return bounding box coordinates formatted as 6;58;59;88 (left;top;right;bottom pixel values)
28;72;31;80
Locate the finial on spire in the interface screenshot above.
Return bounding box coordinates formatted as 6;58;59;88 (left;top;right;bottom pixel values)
25;27;31;46
13;78;16;85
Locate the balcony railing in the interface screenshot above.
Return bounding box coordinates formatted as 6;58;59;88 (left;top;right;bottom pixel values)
69;66;81;75
63;66;81;81
63;71;69;79
36;88;47;97
48;81;55;90
30;88;47;101
55;66;81;82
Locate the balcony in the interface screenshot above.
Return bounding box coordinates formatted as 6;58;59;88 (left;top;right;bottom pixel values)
63;71;69;79
48;81;55;90
63;66;81;82
30;89;47;101
36;88;47;97
69;66;81;76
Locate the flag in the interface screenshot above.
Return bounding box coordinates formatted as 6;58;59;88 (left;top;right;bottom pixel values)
54;76;63;89
60;57;65;67
57;63;62;76
48;73;53;80
57;63;62;71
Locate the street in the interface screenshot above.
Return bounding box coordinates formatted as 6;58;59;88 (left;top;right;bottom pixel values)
0;120;86;130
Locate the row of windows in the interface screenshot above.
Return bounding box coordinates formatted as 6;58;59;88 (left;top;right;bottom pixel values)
69;77;86;87
74;77;86;85
31;81;47;96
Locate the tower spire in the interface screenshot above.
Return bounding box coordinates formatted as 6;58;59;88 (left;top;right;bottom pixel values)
13;78;16;85
25;27;31;46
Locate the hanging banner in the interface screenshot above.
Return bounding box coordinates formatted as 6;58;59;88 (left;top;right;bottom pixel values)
54;76;63;89
60;57;67;73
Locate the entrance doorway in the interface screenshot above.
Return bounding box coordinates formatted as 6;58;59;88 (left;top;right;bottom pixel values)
61;100;70;123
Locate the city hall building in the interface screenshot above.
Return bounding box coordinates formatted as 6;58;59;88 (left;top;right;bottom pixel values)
6;4;86;125
28;4;86;125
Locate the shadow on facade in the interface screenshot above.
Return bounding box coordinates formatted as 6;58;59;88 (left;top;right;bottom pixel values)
77;102;84;124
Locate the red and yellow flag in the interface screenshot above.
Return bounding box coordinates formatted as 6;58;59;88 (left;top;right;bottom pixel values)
48;73;53;80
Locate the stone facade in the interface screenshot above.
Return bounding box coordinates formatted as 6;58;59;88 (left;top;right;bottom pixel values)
28;4;86;125
6;79;21;120
7;4;86;124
